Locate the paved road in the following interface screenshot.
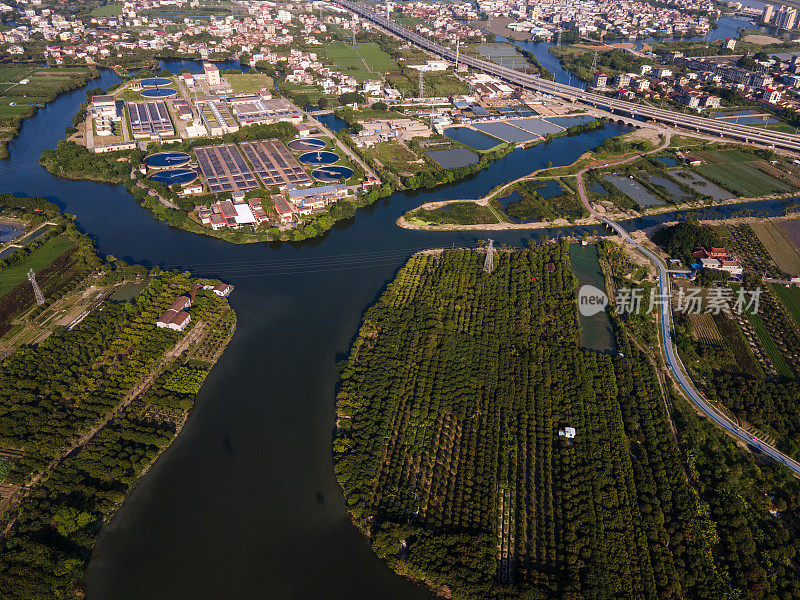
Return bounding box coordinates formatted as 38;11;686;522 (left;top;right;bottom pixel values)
573;146;800;476
335;0;800;153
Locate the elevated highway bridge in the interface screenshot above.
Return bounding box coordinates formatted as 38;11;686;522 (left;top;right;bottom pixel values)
334;0;800;153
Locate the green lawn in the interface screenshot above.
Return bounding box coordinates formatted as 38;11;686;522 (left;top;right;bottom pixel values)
696;149;755;164
320;41;399;82
772;284;800;330
225;73;273;93
90;3;122;16
410;202;498;225
695;162;790;197
0;236;76;297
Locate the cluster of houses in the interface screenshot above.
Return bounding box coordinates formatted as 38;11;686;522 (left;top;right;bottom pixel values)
478;0;718;39
155;282;233;332
197;184;349;229
692;246;743;276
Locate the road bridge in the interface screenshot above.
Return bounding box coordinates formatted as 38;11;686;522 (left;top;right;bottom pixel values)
335;0;800;153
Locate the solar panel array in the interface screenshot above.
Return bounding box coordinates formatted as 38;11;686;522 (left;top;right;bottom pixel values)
472;122;539;144
508;118;563;136
194;144;260;194
127;101;175;138
240;140;312;188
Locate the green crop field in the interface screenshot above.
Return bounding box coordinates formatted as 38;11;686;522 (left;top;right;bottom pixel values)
0;237;76;297
695;161;790;197
696;149;754;164
742;304;794;377
319;41;399;81
750;221;800;275
0;65;35;83
773;283;800;329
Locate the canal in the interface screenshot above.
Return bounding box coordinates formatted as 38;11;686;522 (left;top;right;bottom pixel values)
0;65;794;600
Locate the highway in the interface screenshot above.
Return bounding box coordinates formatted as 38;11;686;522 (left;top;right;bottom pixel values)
334;0;800;153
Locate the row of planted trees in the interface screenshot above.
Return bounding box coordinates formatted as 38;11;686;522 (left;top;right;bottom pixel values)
335;244;800;600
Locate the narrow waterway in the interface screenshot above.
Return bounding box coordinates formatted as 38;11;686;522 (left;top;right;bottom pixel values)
0;67;793;600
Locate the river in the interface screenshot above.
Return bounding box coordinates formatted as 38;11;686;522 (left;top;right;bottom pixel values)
0;67;794;600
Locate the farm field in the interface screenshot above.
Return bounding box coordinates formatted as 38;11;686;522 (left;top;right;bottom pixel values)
739;295;794;378
749;220;800;276
319;41;398;82
334;246;800;600
776;217;800;256
695;161;791;197
0;236;76;297
772;283;800;329
689;313;723;343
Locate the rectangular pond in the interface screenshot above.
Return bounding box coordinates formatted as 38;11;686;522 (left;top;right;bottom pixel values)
646;174;692;202
0;223;24;243
651;156;679;167
0;246;19;261
444;127;502;151
425;148;479;169
670;170;735;201
569;243;616;354
603;175;664;207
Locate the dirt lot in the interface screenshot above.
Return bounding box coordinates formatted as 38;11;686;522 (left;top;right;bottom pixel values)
743;34;782;45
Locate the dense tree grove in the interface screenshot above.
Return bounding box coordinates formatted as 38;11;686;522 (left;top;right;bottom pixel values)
334;246;800;599
0;271;235;598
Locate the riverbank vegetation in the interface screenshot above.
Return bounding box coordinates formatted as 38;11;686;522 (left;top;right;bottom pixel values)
0;64;96;158
0;195;101;338
0;201;236;599
334;245;800;599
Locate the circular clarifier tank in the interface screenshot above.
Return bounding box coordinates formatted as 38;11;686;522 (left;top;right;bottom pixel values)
299;150;339;165
287;137;326;152
147;169;198;185
312;165;354;182
140;77;172;87
141;88;177;98
145;151;191;169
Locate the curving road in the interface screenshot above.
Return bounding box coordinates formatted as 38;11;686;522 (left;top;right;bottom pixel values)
574;152;800;476
335;0;800;153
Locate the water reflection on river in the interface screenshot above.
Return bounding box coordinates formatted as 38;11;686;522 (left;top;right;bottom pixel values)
0;64;794;600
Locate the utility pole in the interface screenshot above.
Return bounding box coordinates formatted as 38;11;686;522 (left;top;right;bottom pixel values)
352;28;356;47
556;29;562;47
28;268;44;306
484;239;494;274
418;68;423;98
591;49;598;71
